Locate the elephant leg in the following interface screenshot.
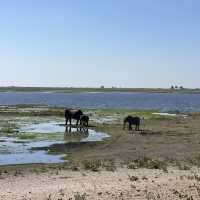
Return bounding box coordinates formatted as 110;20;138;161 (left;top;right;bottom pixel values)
129;123;132;130
69;118;72;126
65;118;68;125
76;120;78;126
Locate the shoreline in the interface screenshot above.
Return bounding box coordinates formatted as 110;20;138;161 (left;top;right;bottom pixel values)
0;86;200;94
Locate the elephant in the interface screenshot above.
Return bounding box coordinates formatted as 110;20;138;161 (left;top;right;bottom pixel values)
64;109;83;126
123;116;140;131
80;115;89;127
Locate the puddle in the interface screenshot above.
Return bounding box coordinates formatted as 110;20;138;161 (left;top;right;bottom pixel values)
23;121;65;133
0;120;109;165
152;112;177;117
0;152;65;165
152;112;188;118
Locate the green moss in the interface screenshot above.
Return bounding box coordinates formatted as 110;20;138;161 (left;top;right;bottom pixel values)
127;157;168;172
84;108;157;121
13;140;29;144
0;121;20;134
80;159;116;172
18;133;37;140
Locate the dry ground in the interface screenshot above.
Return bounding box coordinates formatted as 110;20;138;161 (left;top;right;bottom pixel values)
1;167;200;200
49;113;200;163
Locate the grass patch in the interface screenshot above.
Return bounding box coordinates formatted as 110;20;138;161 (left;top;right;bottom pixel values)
188;155;200;167
86;108;156;119
74;192;88;200
81;159;116;172
128;175;139;182
0;122;20;134
81;160;101;171
13;140;29;144
18;133;37;140
187;174;200;182
101;159;116;171
127;157;168;172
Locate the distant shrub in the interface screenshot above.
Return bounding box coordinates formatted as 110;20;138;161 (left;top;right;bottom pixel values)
127;157;168;172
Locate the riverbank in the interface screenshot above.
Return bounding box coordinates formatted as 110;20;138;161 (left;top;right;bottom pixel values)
0;86;200;94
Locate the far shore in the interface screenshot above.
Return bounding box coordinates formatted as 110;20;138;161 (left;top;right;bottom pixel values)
0;86;200;94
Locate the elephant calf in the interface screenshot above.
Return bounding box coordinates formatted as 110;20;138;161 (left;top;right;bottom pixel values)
123;115;140;131
80;115;89;127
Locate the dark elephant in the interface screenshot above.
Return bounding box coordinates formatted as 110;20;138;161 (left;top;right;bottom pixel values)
123;116;140;131
64;109;83;126
80;115;89;127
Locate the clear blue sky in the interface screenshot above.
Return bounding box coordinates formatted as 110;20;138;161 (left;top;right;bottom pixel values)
0;0;199;88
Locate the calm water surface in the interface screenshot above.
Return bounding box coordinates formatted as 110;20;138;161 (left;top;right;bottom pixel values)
0;92;199;112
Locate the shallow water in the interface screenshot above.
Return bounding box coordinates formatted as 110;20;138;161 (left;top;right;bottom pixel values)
23;121;65;133
0;152;64;165
0;121;109;165
0;92;200;112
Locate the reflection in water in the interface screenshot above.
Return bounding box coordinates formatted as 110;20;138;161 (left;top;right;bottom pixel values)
64;126;89;142
65;126;88;133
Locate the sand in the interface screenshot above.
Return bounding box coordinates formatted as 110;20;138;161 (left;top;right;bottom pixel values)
0;167;199;200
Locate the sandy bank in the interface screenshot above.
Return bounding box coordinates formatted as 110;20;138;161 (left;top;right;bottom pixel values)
0;167;200;200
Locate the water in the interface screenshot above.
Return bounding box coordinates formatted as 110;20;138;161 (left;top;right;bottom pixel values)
0;121;109;165
0;92;199;112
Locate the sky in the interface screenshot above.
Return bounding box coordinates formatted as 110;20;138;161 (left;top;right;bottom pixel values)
0;0;199;88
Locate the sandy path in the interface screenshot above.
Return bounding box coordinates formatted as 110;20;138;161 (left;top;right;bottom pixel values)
0;168;200;200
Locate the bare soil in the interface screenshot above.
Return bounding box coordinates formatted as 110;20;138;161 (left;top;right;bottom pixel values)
1;167;200;200
59;113;200;163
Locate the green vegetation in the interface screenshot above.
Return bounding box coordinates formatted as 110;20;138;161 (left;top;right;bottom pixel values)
187;174;200;182
188;155;200;167
86;108;156;119
128;175;139;182
0;121;20;134
127;157;168;172
13;140;29;144
81;159;116;171
18;133;37;140
31;168;49;174
81;160;102;171
0;105;178;124
74;192;88;200
173;189;194;200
